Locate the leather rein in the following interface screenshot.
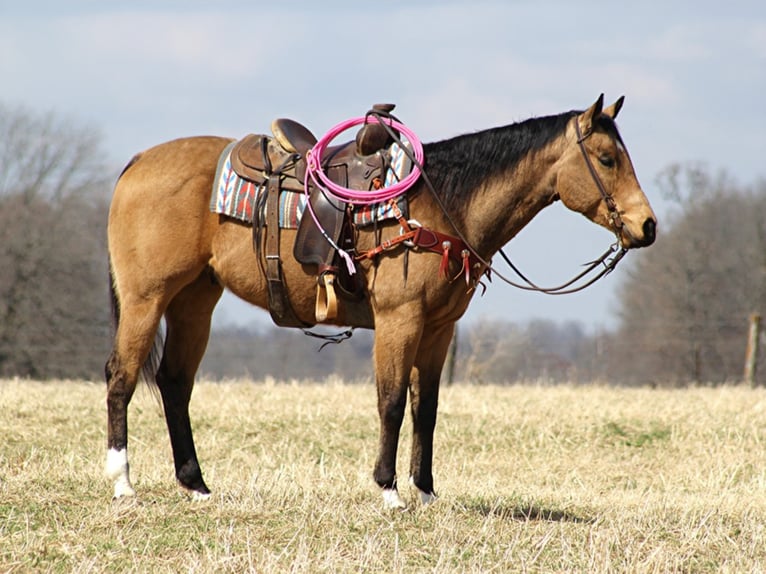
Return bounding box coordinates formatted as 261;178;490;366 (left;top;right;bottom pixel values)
363;109;629;296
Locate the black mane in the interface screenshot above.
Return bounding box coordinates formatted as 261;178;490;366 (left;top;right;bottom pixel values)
422;111;578;214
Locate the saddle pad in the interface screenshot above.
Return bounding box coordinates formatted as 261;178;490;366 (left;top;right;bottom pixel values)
210;141;412;229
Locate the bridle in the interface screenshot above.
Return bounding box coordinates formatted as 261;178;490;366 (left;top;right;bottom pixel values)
574;119;625;234
494;119;629;294
302;109;632;347
367;109;630;295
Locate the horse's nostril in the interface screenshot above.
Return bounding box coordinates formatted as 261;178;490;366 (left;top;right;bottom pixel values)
643;218;657;245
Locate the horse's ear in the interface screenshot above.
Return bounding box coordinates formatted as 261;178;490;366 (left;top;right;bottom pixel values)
603;96;625;120
578;94;604;138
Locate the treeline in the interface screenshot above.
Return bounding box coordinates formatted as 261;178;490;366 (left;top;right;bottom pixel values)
0;104;112;379
607;165;766;385
201;319;602;383
1;105;764;386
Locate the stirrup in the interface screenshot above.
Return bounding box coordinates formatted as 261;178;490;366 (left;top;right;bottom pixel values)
315;272;338;322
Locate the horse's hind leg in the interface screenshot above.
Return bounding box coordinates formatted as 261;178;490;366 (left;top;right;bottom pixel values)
156;269;222;499
105;297;165;499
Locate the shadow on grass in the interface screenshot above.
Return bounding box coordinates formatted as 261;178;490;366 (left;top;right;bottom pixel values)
457;497;596;524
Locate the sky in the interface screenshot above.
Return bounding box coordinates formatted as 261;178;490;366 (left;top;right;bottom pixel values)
2;1;764;332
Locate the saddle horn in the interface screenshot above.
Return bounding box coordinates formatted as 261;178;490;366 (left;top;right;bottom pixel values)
356;103;397;156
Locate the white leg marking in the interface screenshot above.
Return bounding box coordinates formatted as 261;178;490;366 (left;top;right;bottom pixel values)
410;476;438;505
191;490;211;502
382;488;407;510
106;448;136;499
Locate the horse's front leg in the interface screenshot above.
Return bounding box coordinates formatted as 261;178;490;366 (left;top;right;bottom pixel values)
372;309;423;509
408;322;455;505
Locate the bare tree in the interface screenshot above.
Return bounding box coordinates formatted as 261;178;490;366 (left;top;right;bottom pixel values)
0;103;112;379
608;164;766;385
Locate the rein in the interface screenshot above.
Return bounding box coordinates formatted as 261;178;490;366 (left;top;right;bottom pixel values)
361;108;629;295
299;108;630;347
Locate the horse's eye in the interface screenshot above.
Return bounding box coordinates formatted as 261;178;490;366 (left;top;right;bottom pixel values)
599;154;616;168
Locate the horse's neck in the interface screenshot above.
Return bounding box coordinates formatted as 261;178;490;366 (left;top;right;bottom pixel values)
454;138;565;258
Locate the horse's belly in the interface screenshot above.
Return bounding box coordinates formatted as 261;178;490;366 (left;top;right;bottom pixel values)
210;223;318;319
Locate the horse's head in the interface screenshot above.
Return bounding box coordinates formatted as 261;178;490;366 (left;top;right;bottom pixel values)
554;94;656;249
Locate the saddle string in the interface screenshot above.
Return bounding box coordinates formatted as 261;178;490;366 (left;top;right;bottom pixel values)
364;108;628;295
302;326;355;351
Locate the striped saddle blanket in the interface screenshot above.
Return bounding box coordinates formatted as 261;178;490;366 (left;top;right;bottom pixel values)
210;141;412;229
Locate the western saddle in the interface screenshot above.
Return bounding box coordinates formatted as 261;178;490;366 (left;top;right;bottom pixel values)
228;104;400;329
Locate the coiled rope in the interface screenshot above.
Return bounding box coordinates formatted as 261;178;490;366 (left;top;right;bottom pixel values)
302;115;424;273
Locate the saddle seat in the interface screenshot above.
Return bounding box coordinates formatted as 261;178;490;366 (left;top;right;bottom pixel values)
228;104;400;329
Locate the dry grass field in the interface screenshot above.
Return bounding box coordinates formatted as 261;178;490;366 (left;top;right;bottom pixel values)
1;378;765;573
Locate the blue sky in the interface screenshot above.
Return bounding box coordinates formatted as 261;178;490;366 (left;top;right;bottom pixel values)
2;1;764;331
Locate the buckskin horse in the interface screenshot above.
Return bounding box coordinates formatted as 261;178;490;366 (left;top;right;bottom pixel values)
105;95;656;509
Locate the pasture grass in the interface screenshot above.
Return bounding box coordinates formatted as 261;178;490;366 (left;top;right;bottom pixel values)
1;378;765;573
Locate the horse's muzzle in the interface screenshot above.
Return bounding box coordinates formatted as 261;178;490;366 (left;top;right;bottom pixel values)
622;217;657;249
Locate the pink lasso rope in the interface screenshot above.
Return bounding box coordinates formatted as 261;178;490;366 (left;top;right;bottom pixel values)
302;116;424;275
304;116;424;204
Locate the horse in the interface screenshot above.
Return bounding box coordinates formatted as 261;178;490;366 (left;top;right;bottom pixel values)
105;94;656;509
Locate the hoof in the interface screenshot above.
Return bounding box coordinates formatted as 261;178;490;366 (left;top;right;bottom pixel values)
410;477;438;505
112;483;137;500
179;482;212;502
382;488;407;510
191;490;211;502
418;489;438;505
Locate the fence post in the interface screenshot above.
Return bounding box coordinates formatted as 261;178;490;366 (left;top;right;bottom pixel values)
744;313;761;387
444;325;458;386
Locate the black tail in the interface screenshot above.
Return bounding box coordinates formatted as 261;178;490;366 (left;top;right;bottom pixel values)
108;259;121;335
